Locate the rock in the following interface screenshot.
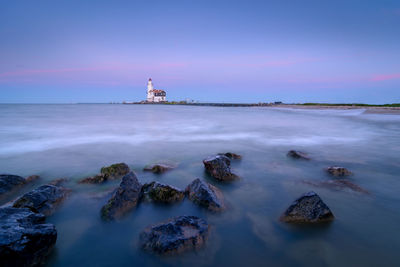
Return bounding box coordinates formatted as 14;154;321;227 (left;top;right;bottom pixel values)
0;207;57;266
301;180;369;194
141;182;184;203
325;166;352;177
219;152;242;160
13;185;70;216
79;163;130;184
100;163;130;180
25;175;40;183
185;178;226;212
140;215;209;255
287;150;310;160
78;174;106;184
280;191;334;223
203;155;238;181
143;164;174;174
0;174;27;199
100;172;142;221
49;178;69;186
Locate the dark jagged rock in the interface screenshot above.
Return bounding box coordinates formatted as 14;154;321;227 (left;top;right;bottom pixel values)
203;155;238;181
79;163;130;184
100;172;142;221
325;166;352;177
140;216;209;255
280;191;334;223
13;185;70;216
301;180;369;194
78;174;106;184
25;175;40;183
218;152;242;160
185;178;226;212
143;164;174;174
141;182;184;203
0;207;57;266
101;163;130;180
287;150;310;160
0;174;27;198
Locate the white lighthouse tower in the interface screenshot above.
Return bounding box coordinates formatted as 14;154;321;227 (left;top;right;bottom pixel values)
147;78;154;102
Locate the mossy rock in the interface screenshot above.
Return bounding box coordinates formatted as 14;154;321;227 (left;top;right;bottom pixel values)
100;163;130;180
141;182;184;203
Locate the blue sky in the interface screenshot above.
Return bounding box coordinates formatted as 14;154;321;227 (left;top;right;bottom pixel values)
0;0;399;103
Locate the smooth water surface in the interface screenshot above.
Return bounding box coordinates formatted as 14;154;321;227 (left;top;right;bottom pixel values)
0;104;399;266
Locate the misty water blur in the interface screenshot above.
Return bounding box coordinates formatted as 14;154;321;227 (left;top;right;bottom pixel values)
0;104;399;266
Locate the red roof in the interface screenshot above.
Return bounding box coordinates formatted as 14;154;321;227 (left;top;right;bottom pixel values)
153;89;165;93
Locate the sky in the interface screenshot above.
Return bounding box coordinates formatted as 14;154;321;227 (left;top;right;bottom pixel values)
0;0;399;104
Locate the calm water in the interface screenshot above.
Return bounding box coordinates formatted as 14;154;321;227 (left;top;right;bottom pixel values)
1;104;400;267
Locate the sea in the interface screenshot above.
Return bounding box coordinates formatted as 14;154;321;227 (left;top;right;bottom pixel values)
0;104;399;266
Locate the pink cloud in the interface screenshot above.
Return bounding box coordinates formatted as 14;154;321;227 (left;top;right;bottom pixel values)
370;73;400;81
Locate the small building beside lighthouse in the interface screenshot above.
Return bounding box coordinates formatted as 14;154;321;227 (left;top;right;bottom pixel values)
146;78;166;102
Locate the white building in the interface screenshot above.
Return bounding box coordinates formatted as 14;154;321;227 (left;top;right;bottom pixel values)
146;78;166;102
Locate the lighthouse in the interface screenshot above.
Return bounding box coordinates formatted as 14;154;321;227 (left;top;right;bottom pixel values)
147;78;154;102
146;78;166;102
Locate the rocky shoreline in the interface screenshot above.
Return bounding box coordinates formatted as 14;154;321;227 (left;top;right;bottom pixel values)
0;150;368;265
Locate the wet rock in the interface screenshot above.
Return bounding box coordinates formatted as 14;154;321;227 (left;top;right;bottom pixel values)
203;155;238;181
141;182;184;203
0;174;27;199
143;164;174;174
301;180;369;194
100;172;142;221
218;152;242;160
185;178;226;212
287;150;310;160
0;207;57;266
78;174;106;184
280;191;334;223
140;215;209;255
79;163;130;184
25;175;40;183
13;185;70;216
101;163;130;180
325;166;352;177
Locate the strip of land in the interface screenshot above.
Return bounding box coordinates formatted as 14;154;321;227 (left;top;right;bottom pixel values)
123;101;400;114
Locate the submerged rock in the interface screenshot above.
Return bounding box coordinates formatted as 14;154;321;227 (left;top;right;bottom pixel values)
287;150;310;160
0;174;28;199
12;184;70;216
100;172;142;221
79;174;107;184
79;163;130;184
203;155;238;181
141;182;184;203
301;180;369;194
325;166;352;177
49;177;69;187
0;207;57;266
143;164;174;174
280;191;334;223
25;175;40;183
218;152;242;160
185;178;226;212
140;215;209;255
101;163;130;180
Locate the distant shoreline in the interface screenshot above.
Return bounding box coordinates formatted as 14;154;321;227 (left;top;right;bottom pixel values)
122;102;400;114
